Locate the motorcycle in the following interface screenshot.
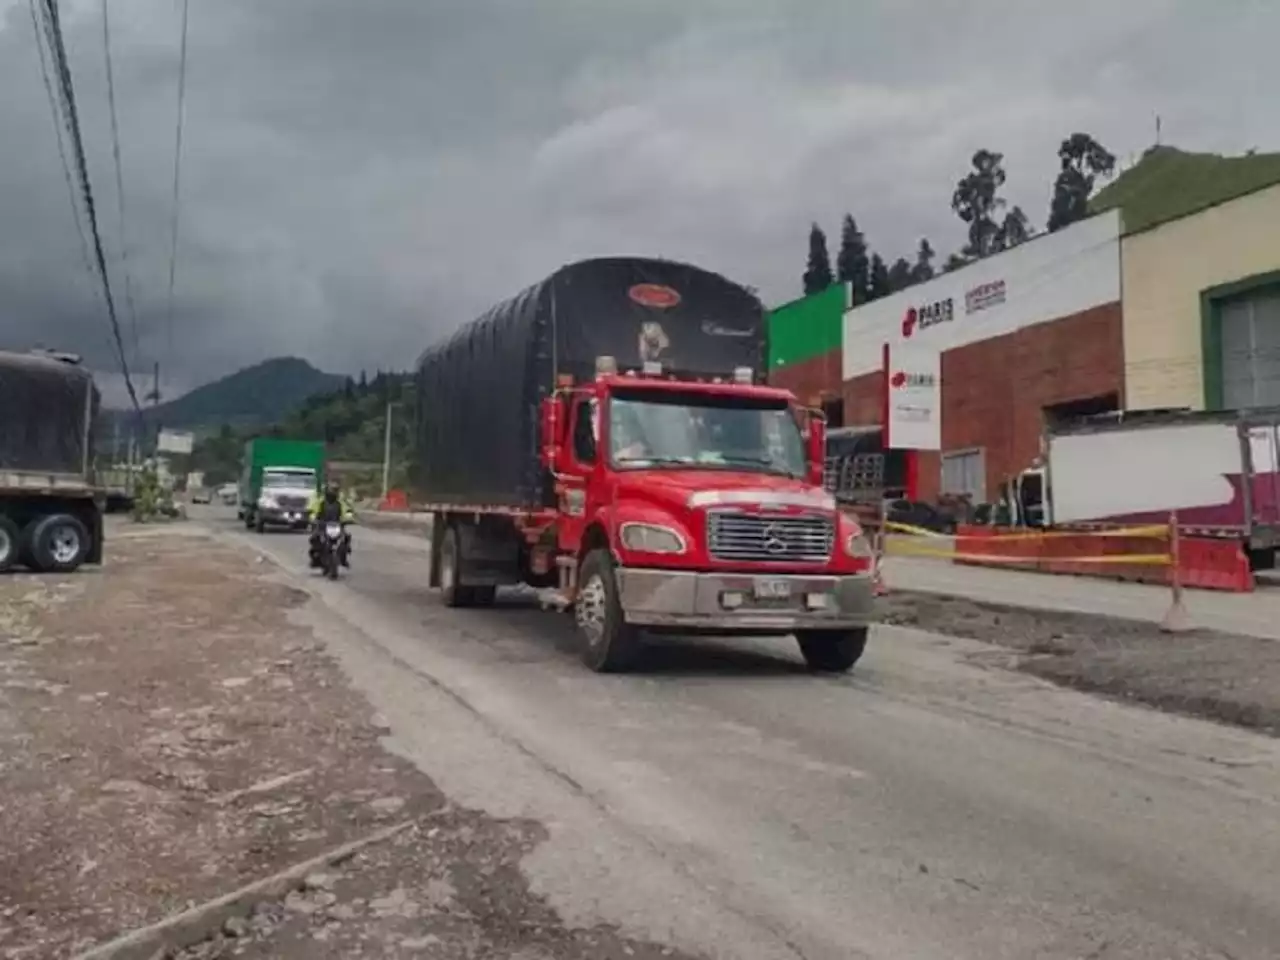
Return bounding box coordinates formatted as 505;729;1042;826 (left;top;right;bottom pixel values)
316;521;348;580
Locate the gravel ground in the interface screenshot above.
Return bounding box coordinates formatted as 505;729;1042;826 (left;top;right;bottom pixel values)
883;590;1280;736
0;526;699;960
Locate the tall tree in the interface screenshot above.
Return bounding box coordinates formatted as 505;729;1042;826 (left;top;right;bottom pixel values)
802;223;835;295
952;149;1008;259
1047;133;1117;232
887;257;913;293
835;213;871;304
868;254;892;301
942;252;969;274
911;238;936;283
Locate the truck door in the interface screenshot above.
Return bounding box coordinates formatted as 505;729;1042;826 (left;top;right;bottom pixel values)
1245;418;1280;532
556;393;599;555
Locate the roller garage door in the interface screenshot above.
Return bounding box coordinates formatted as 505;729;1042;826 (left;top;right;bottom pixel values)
941;448;986;502
1220;286;1280;410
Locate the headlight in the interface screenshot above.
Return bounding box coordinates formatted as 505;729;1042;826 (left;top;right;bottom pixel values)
619;522;686;554
844;519;873;558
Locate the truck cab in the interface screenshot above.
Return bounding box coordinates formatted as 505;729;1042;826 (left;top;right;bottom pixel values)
530;356;876;671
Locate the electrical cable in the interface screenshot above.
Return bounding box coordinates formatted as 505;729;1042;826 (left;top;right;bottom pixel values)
27;0;94;285
38;0;142;414
163;0;191;373
100;0;142;364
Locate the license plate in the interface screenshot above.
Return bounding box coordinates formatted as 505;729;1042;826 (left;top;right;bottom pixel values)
753;578;791;600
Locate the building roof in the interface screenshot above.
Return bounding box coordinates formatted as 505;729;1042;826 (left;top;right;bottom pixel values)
1089;145;1280;235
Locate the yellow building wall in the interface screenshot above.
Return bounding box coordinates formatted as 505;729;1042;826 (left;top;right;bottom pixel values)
1122;182;1280;411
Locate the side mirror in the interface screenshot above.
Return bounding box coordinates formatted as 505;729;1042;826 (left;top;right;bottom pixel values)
806;413;826;487
539;396;561;471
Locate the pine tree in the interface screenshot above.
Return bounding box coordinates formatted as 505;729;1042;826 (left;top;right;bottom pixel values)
802;223;835;295
911;239;936;283
835;214;870;304
868;254;892;301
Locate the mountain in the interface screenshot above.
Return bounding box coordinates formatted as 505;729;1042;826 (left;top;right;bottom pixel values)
108;357;347;436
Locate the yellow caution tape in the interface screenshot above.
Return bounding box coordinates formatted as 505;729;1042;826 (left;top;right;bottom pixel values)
883;521;1169;541
884;540;1172;566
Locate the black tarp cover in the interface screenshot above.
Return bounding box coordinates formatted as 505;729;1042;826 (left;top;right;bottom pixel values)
0;351;98;477
414;257;767;508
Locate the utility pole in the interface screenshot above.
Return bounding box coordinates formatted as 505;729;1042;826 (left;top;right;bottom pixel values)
381;401;395;500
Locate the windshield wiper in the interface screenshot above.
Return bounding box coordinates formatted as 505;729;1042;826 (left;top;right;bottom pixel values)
714;455;802;477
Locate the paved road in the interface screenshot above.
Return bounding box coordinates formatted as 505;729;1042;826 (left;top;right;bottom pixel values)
199;507;1280;960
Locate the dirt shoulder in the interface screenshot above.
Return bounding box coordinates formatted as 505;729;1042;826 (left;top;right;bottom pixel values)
0;525;697;960
883;590;1280;736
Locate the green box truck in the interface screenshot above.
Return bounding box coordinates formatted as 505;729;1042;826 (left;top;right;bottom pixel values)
237;438;326;533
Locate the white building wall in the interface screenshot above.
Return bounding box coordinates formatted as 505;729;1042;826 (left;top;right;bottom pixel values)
842;209;1122;379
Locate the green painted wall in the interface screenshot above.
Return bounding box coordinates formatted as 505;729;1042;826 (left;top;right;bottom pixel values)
767;283;848;370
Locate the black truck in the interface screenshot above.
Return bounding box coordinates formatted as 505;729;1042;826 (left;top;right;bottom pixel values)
0;350;105;573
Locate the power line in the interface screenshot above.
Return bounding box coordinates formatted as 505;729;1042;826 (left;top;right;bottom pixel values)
27;0;94;284
163;0;191;373
37;0;141;414
100;0;142;364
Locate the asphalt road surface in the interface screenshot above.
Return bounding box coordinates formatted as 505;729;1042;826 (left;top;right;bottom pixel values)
197;506;1280;960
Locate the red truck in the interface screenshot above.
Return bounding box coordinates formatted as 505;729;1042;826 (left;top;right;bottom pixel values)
413;258;877;673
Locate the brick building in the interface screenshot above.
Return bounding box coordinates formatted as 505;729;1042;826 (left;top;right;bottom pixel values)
768;209;1125;505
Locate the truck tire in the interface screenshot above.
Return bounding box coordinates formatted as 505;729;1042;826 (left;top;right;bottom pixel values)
439;525;475;607
255;514;266;534
25;513;91;574
575;549;641;673
0;516;20;573
796;628;868;673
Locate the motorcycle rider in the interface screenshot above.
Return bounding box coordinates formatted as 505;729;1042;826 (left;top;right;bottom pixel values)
308;480;354;568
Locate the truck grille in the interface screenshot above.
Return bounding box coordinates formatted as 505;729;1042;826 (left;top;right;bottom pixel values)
277;495;308;510
706;511;834;563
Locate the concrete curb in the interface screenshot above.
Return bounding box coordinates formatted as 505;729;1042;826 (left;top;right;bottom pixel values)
69;820;416;960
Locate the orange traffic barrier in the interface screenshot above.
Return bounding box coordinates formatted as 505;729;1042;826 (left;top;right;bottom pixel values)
378;489;409;511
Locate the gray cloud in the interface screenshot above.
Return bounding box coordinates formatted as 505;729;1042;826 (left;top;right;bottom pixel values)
1;0;1276;407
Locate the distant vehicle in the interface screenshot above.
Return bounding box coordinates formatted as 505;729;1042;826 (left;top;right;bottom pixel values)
1004;407;1280;569
237;438;325;532
190;489;212;505
0;350;104;573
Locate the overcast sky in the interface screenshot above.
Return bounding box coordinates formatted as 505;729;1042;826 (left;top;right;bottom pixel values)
1;0;1276;405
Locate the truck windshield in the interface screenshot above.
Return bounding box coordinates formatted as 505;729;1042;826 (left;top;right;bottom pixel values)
263;470;316;488
608;389;806;478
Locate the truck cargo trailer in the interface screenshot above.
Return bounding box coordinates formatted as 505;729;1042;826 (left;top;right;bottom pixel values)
1010;408;1280;564
0;350;105;573
414;257;877;674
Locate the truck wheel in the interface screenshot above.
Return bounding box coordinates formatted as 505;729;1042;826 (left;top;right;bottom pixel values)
796;628;868;673
0;516;20;573
439;525;475;607
244;510;255;530
575;549;640;673
255;515;266;534
26;513;91;574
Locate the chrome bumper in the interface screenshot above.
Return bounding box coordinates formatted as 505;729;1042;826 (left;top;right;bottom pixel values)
615;568;876;632
260;508;309;526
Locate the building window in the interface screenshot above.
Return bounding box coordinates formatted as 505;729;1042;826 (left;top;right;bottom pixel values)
941;448;986;503
820;396;845;428
1220;286;1280;410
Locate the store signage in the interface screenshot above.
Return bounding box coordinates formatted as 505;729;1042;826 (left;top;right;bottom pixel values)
884;341;941;451
965;279;1006;315
901;297;954;338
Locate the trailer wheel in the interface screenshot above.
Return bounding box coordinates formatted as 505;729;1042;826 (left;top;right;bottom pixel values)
575;549;641;673
26;513;91;574
0;516;20;573
439;525;475;607
796;628;868;673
